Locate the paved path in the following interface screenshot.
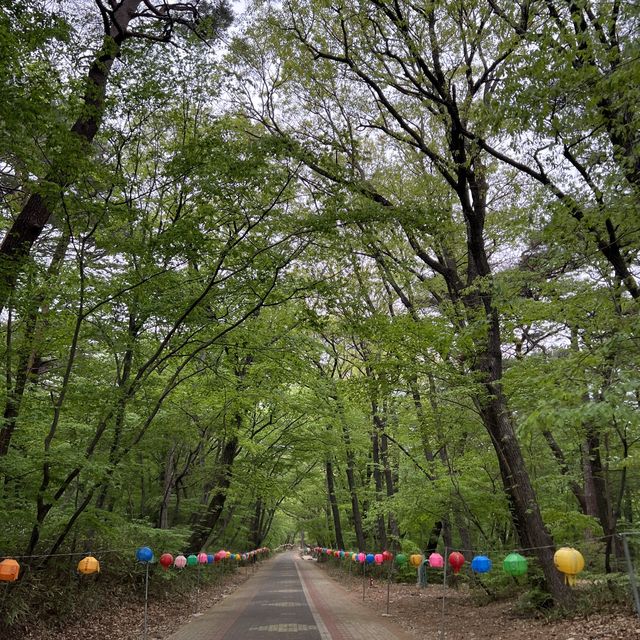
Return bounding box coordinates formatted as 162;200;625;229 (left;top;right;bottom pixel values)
167;552;415;640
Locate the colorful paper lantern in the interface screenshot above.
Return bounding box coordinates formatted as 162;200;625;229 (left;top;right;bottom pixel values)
448;551;465;574
503;552;528;577
207;554;215;564
0;559;20;582
428;553;444;568
365;553;375;564
159;553;174;570
174;555;187;569
187;554;198;567
135;546;153;563
409;554;424;568
358;552;366;563
382;550;393;563
471;555;492;574
197;553;208;565
352;553;358;562
374;553;383;565
395;553;407;566
339;550;345;558
77;556;100;575
554;547;584;586
225;551;231;559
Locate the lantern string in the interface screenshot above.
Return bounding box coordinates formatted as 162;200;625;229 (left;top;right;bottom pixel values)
1;531;635;563
312;530;630;561
0;546;270;561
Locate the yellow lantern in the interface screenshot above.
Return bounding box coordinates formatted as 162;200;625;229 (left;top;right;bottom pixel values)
77;556;100;575
409;554;424;568
553;547;584;586
0;558;20;582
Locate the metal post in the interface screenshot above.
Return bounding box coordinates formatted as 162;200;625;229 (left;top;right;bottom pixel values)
196;564;200;613
143;563;149;640
440;547;447;640
621;535;640;619
386;561;392;615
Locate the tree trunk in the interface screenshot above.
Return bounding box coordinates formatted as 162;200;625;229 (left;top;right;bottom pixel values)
0;1;140;313
187;435;238;552
0;230;70;457
371;425;387;550
158;444;176;529
326;458;345;549
342;423;366;551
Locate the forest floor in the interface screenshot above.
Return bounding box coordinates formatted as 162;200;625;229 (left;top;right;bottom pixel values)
322;564;638;640
14;566;253;640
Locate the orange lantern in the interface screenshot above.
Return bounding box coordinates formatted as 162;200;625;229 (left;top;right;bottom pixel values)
77;556;100;575
409;554;424;568
0;558;20;582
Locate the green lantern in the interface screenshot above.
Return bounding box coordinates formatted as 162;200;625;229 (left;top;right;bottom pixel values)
395;553;407;566
187;554;198;567
503;552;528;577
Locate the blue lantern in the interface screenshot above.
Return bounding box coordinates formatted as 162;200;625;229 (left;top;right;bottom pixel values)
339;550;345;558
207;554;214;564
136;546;154;563
365;553;375;564
471;555;492;573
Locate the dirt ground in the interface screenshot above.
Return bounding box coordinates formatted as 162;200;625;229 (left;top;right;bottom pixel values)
13;567;253;640
323;565;639;640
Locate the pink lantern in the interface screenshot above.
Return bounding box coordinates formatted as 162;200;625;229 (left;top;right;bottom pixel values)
197;553;208;565
358;552;366;563
428;553;444;568
374;553;383;565
174;554;187;569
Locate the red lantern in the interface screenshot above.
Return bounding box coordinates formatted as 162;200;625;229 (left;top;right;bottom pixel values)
159;553;174;570
382;550;393;563
448;551;465;574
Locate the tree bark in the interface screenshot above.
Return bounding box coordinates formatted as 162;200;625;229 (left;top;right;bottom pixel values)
326;458;345;549
187;435;238;552
342;423;366;551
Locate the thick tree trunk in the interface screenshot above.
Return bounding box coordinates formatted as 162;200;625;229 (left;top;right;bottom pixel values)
326;459;345;549
187;436;238;552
